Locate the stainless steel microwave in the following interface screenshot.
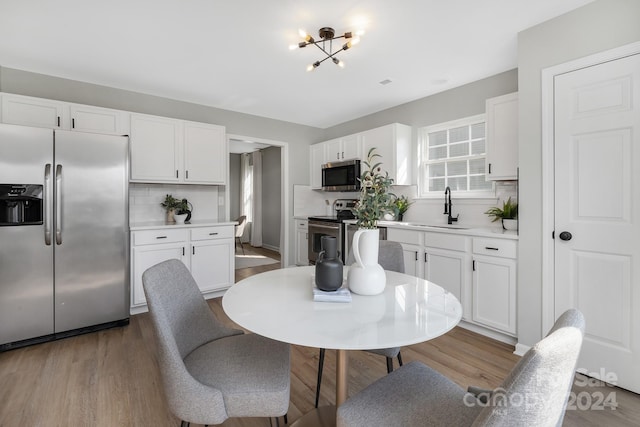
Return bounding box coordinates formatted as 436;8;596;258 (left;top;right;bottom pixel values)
322;159;361;192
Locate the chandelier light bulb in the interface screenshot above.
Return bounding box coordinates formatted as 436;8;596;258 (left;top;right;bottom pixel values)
298;28;308;38
351;37;361;46
289;44;298;51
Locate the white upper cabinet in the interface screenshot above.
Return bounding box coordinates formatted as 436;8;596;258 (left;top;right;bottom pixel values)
1;93;67;129
130;114;182;182
69;104;129;135
183;121;226;184
325;134;362;162
130;115;227;185
360;123;412;185
310;142;326;189
1;93;129;135
485;92;518;181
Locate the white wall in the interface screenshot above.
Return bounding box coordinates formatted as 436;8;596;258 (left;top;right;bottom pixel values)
262;146;281;251
517;0;640;346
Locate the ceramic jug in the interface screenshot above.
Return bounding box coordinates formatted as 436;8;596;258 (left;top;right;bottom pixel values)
347;229;386;295
315;236;343;291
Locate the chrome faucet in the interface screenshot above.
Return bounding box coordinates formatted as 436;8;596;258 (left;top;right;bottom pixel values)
443;186;459;225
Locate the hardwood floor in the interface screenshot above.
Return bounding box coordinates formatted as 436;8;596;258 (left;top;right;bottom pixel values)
1;249;638;426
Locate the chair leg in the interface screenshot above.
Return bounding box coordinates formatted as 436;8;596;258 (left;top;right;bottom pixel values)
397;351;403;367
386;356;394;373
284;413;288;424
315;348;325;408
180;422;189;427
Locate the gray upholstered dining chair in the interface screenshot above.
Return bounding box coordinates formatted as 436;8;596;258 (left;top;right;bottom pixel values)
336;309;585;427
142;259;290;426
315;240;405;408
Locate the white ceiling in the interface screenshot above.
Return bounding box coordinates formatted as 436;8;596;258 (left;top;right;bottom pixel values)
0;0;593;129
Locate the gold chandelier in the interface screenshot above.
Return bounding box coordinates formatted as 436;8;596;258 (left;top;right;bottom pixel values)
290;27;362;71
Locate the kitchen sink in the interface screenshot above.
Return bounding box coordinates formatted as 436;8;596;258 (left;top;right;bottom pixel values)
396;222;469;230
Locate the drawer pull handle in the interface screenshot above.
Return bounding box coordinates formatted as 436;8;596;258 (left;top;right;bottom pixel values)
209;232;218;236
156;236;168;239
485;246;499;251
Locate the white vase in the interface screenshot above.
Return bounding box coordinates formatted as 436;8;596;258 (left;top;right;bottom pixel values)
502;218;518;231
174;213;188;224
347;229;386;296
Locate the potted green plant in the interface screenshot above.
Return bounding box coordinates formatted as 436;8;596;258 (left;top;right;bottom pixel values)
348;148;394;296
174;199;193;224
485;197;518;230
160;194;180;223
390;195;412;221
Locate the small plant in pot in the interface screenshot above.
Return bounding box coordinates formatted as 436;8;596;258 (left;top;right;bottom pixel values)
160;194;180;223
174;199;193;224
389;195;412;221
485;197;518;230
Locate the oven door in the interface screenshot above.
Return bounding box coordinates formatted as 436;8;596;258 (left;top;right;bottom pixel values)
308;220;342;265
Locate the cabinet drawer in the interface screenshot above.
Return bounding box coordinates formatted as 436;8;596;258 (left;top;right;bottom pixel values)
134;229;188;245
296;220;308;230
424;232;469;252
387;228;422;245
472;238;517;258
191;226;234;241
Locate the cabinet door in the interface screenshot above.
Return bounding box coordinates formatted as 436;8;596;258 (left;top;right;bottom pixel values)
183;122;226;184
325;139;342;162
341;134;362;160
424;248;467;309
191;240;234;292
132;243;187;306
295;221;309;266
399;244;421;277
310;143;325;189
486;92;518;180
70;104;127;135
360;124;411;185
130;114;181;182
472;255;516;334
1;94;67;129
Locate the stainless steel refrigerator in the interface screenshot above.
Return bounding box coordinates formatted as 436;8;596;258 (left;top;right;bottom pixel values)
0;123;129;350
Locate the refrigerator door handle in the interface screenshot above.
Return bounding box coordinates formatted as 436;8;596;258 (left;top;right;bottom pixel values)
55;164;63;245
44;163;52;245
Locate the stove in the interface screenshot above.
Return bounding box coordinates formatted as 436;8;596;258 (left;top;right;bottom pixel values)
307;199;357;264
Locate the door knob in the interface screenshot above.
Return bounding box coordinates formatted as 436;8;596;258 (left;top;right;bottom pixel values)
559;231;572;241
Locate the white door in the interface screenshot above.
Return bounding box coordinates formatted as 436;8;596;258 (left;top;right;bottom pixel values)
554;53;640;393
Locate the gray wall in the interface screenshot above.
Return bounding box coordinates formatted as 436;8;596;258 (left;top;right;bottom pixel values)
323;70;518;137
229;153;241;220
517;0;640;346
261;146;282;251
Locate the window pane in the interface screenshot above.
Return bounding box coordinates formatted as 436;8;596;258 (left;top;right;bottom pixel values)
471;139;485;155
447;160;467;176
449;126;468;143
469;158;485;174
471;123;485;139
428;130;447;147
449;142;469;157
447;176;467;191
429;163;445;178
470;175;493;191
429;178;445;192
429;146;447;160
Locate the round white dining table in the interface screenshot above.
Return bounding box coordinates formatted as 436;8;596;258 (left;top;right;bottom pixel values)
222;266;462;426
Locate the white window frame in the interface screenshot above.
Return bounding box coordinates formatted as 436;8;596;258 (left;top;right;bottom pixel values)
417;114;495;199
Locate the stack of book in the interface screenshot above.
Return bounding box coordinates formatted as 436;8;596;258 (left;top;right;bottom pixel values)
311;276;352;303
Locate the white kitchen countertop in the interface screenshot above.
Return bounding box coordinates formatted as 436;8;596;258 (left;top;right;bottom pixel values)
343;219;518;240
130;220;237;231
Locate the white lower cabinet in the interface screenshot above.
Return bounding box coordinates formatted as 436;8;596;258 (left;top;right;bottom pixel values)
472;238;517;335
387;228;423;277
295;220;309;266
131;224;234;309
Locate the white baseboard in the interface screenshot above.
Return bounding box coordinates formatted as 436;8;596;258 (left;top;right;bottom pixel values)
457;320;517;346
262;243;280;253
514;343;531;356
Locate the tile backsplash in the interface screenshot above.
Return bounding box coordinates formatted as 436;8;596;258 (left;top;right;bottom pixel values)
129;183;220;223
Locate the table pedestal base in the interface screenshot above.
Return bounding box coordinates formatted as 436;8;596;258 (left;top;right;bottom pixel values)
290;406;336;427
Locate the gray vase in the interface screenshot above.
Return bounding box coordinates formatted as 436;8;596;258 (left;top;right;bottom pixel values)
315;236;343;292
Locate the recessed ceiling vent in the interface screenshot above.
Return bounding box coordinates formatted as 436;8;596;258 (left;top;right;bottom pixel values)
379;79;393;85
